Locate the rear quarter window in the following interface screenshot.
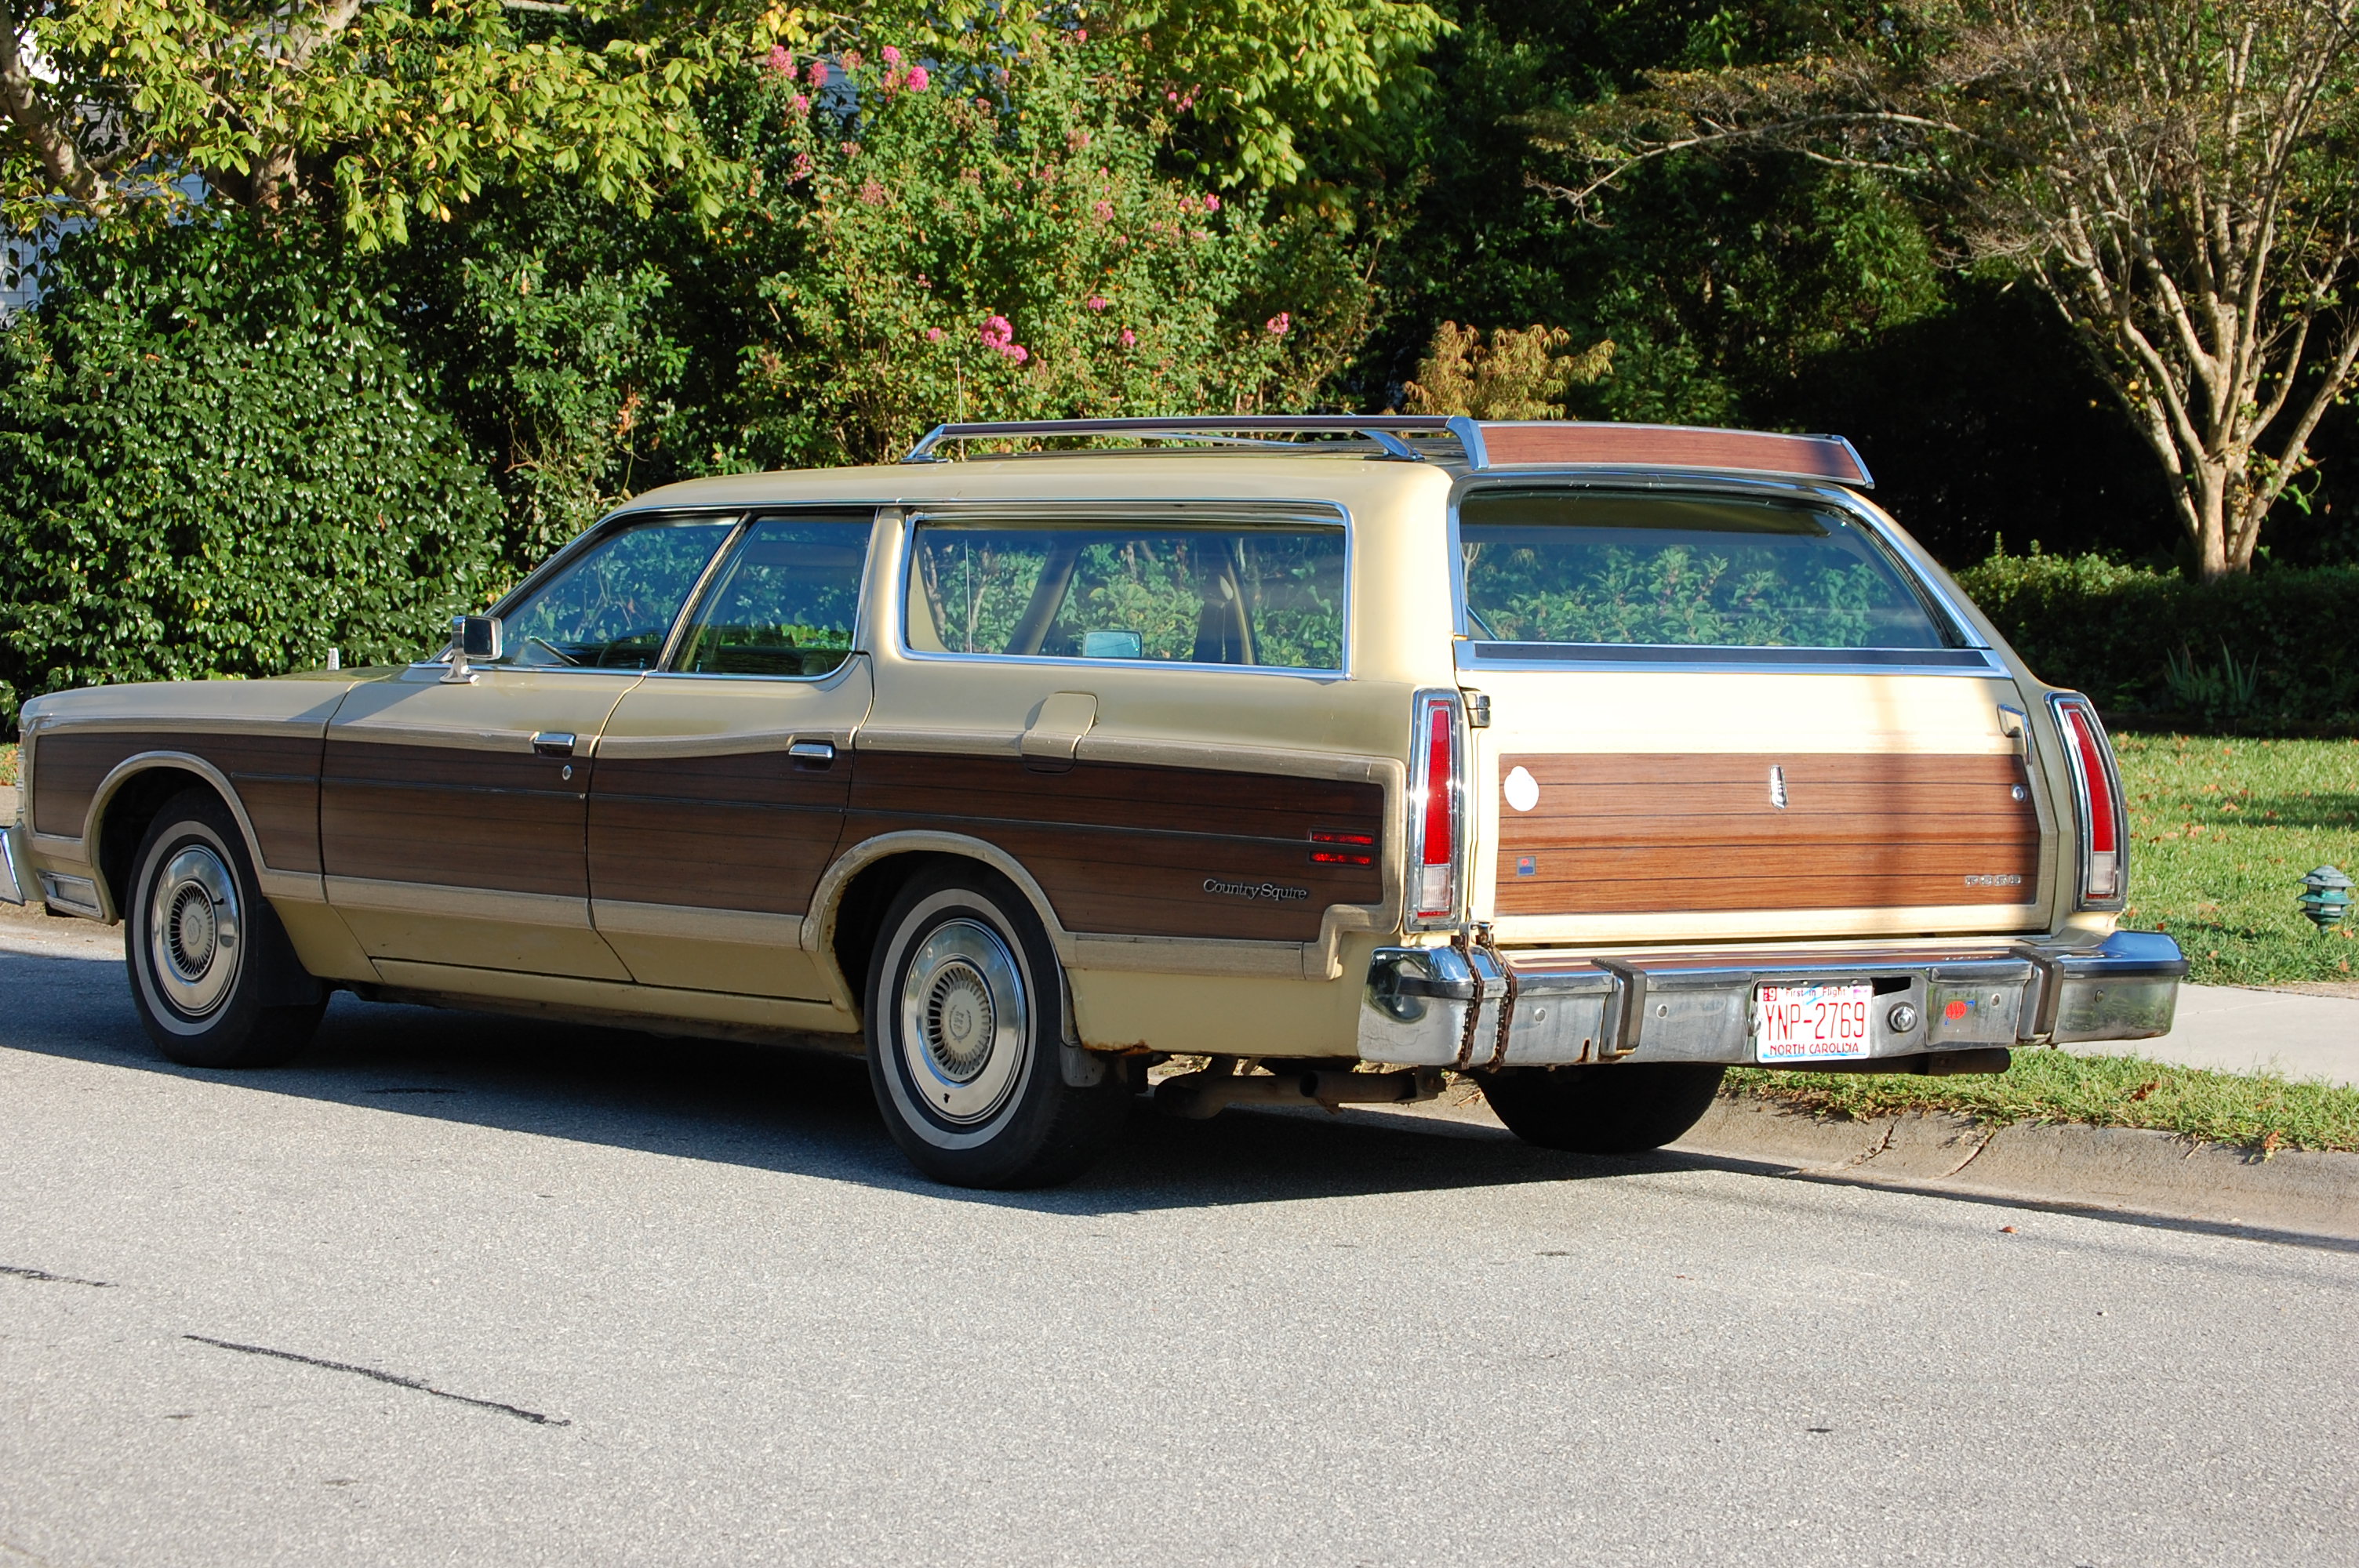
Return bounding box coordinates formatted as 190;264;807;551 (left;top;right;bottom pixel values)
1458;489;1955;651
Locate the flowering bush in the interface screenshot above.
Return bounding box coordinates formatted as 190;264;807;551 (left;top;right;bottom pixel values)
723;38;1376;466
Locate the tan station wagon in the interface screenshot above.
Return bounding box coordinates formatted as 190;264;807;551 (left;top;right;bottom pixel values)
0;416;2185;1186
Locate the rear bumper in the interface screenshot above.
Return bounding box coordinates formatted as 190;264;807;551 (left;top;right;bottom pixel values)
1359;929;2186;1069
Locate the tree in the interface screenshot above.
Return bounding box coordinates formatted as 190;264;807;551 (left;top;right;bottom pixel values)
1536;0;2359;579
1401;321;1614;419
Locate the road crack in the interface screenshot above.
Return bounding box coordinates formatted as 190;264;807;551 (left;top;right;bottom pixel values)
184;1335;570;1426
0;1264;112;1287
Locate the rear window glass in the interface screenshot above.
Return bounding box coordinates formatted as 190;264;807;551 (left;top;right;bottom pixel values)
905;521;1345;671
1459;490;1954;650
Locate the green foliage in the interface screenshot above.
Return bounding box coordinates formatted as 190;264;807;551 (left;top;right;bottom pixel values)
1727;1046;2359;1154
0;218;504;731
8;0;801;247
722;38;1379;466
2111;732;2359;988
1956;550;2359;728
1401;321;1613;419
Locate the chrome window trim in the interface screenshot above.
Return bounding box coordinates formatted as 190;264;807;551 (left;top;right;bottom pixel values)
1445;470;1996;674
655;506;883;683
894;499;1355;677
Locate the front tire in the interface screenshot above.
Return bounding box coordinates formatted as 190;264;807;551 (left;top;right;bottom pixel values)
125;789;324;1069
865;866;1127;1188
1480;1063;1726;1155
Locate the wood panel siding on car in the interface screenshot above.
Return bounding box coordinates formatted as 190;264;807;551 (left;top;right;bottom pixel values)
1495;752;2037;916
588;750;850;916
847;753;1385;943
1478;423;1869;484
320;740;586;897
31;729;322;873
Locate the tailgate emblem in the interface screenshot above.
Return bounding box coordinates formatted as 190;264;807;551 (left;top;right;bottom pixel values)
1768;765;1788;809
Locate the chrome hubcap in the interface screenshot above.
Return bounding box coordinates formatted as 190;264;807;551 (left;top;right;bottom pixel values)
898;918;1027;1123
147;844;242;1018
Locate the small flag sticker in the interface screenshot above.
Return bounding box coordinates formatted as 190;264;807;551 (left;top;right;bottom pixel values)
1516;855;1538;877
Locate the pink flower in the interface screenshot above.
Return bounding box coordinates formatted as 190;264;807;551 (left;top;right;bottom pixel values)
980;314;1014;349
1265;312;1291;336
925;326;943;342
791;93;809;113
1086;295;1109;311
765;45;792;75
858;178;885;205
907;65;929;91
1091;199;1114;222
1118;328;1136;347
788;150;814;181
1076;27;1087;41
881;45;901;65
807;60;828;88
842;49;862;70
1009;344;1030;365
1204;193;1219;212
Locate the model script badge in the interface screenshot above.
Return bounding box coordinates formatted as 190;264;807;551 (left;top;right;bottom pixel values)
1204;877;1310;902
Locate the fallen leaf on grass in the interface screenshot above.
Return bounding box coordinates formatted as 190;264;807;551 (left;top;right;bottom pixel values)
2128;1080;2158;1102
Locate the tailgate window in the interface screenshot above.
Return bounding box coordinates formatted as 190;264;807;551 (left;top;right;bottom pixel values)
1459;490;1957;651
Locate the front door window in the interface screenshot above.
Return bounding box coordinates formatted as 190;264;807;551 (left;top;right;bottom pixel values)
496;516;740;670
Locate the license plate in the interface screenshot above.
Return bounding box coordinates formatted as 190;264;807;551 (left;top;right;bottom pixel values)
1753;982;1874;1062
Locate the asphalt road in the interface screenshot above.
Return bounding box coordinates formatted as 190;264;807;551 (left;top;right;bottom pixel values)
4;932;2357;1567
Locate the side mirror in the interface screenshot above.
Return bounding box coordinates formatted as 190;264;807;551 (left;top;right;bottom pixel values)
442;614;503;684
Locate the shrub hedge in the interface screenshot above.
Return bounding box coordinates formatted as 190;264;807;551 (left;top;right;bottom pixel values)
1956;550;2359;731
0;220;505;734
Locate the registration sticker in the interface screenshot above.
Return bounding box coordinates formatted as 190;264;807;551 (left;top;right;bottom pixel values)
1754;982;1874;1062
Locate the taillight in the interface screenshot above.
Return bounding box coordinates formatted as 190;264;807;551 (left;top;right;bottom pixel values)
2052;694;2125;906
1409;691;1463;926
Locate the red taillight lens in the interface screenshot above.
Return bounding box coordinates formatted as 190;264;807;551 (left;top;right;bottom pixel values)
1309;828;1376;866
1412;693;1460;923
2053;695;2125;904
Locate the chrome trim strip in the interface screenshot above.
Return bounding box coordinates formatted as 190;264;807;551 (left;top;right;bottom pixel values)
591;899;806;946
324;875;594;929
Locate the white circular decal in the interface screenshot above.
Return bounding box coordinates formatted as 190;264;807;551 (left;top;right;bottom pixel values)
1503;765;1540;813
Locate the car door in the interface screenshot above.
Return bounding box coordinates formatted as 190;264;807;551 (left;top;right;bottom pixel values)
587;511;877;1000
322;513;741;979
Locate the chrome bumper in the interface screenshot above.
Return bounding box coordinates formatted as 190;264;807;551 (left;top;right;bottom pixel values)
1358;929;2186;1069
0;822;26;907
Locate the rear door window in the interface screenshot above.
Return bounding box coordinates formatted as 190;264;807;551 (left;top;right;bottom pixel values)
671;515;872;677
903;520;1347;671
1458;490;1957;651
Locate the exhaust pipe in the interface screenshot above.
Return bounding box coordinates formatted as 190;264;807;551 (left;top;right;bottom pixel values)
1158;1066;1445;1120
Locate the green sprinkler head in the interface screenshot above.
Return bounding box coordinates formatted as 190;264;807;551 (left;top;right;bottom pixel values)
2297;866;2352;933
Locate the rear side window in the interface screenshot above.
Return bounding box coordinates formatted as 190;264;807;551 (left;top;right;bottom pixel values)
1459;490;1955;650
904;521;1347;671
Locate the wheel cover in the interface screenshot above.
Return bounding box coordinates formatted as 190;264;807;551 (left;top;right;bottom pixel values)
897;917;1028;1124
147;844;242;1018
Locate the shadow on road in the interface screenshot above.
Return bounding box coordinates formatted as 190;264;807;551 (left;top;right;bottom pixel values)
0;948;1701;1214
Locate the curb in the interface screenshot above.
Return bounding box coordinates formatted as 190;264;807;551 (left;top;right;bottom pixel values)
1674;1095;2359;1245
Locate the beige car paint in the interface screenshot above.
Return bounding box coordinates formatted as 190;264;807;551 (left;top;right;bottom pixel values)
11;448;2122;1065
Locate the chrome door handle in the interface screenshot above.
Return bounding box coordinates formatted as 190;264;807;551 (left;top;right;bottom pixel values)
532;731;577;757
788;739;836;766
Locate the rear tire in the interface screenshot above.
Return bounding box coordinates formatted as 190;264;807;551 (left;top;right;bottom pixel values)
864;866;1127;1188
1480;1063;1726;1155
125;789;325;1069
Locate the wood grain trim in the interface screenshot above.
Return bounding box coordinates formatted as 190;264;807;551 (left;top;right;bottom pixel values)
1478;423;1869;484
845;753;1385;943
30;731;322;873
1496;751;2038;916
321;739;585;898
588;748;850;915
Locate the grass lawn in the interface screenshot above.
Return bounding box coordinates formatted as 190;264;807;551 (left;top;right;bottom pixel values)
2114;731;2359;986
1728;1047;2359;1154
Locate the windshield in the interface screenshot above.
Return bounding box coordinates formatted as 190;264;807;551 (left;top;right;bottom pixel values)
1458;490;1954;650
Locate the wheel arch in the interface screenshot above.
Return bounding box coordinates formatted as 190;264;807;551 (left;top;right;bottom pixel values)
805;832;1080;1015
85;754;271;924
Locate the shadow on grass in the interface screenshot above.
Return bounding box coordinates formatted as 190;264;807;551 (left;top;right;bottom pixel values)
0;947;1686;1216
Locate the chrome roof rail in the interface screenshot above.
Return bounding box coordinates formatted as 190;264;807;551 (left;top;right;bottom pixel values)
899;416;1873;488
901;416;1463;463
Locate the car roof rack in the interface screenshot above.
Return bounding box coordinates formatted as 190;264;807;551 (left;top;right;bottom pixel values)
900;417;1872;487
